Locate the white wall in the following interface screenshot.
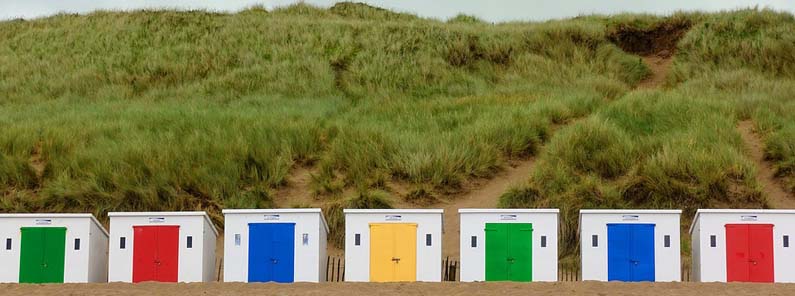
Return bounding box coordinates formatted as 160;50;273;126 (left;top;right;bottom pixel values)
223;211;326;282
690;220;701;282
0;215;108;283
692;211;795;283
202;216;217;282
318;216;328;282
344;211;442;282
88;220;110;283
579;211;681;282
108;214;215;283
459;210;558;282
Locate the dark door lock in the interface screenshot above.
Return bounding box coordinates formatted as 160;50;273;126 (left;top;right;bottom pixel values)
507;258;515;263
391;257;401;263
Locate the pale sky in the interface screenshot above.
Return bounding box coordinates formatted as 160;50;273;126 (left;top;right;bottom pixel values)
1;0;793;22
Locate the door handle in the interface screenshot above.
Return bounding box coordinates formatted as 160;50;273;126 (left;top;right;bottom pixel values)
271;259;279;264
391;257;401;263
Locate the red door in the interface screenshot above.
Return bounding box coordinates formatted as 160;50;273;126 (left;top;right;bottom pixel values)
133;226;180;283
725;224;774;283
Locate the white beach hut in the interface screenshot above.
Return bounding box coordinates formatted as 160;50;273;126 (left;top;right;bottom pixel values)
107;211;217;283
222;208;328;283
579;209;681;282
344;209;443;282
690;209;795;283
458;209;559;282
0;213;108;283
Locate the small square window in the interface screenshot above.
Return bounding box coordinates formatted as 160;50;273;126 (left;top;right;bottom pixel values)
120;237;126;249
5;238;11;250
710;235;717;247
426;234;432;246
471;236;477;248
592;235;598;247
74;238;81;250
664;235;671;248
541;236;547;248
785;235;790;248
187;236;193;249
355;234;361;246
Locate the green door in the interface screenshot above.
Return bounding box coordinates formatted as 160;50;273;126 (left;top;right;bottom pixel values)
485;223;533;282
19;227;66;283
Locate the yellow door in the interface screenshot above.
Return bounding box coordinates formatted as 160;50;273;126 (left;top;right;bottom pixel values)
393;224;417;281
369;223;417;282
369;223;393;282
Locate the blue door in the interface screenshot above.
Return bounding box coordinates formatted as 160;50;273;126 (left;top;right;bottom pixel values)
607;224;655;282
248;223;296;283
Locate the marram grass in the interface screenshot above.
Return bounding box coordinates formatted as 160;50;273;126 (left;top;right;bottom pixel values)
1;4;794;253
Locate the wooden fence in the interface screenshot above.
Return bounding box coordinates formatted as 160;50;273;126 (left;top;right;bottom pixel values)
326;256;345;282
681;265;691;282
443;257;459;281
559;265;580;281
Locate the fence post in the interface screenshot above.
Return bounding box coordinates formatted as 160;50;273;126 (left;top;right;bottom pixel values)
444;257;449;281
453;261;458;281
326;256;330;282
217;257;223;282
336;257;342;282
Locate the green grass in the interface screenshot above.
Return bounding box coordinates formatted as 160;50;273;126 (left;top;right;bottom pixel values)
0;4;649;224
675;9;795;197
1;4;794;254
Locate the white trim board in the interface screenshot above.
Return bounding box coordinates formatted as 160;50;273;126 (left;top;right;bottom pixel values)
108;211;218;235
